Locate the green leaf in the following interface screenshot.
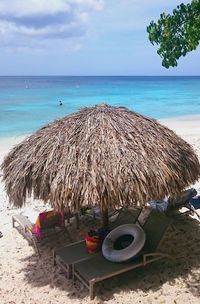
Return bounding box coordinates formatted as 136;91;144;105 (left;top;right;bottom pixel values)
147;0;200;68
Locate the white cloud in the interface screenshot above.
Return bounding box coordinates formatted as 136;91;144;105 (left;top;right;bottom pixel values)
90;0;183;32
0;0;104;50
0;0;104;16
0;0;184;52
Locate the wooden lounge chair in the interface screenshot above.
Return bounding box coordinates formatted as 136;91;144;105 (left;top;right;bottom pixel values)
53;208;142;279
148;188;198;216
12;210;78;256
166;188;197;214
53;240;87;279
12;213;40;255
73;210;172;300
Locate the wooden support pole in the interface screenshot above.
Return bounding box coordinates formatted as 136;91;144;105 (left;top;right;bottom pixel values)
101;209;108;228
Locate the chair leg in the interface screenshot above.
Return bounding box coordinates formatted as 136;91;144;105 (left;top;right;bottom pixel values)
26;226;40;256
72;264;75;282
89;281;95;300
67;265;72;280
53;251;56;266
12;217;15;228
32;237;40;256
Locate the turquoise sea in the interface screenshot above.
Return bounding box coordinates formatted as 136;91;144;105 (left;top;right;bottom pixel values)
1;76;200;138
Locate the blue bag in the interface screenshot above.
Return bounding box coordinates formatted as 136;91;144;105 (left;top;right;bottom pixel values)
189;196;200;210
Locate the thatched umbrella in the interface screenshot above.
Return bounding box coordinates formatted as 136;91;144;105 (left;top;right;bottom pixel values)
1;104;200;226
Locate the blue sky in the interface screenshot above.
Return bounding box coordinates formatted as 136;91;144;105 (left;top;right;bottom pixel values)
0;0;200;76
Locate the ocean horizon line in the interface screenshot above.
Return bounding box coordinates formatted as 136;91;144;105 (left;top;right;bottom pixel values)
1;75;200;77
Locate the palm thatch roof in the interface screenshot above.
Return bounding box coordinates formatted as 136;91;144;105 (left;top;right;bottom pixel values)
1;104;200;213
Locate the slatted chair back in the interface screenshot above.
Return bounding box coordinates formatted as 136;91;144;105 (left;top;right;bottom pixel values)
143;209;171;252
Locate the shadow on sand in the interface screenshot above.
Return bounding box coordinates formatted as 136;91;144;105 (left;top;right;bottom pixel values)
19;213;200;301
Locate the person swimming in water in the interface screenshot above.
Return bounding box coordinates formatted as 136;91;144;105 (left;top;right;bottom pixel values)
59;100;63;106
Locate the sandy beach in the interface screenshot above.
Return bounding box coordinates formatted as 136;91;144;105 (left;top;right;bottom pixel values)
1;115;200;304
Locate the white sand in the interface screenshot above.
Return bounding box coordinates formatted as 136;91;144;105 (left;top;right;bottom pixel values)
0;116;200;304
